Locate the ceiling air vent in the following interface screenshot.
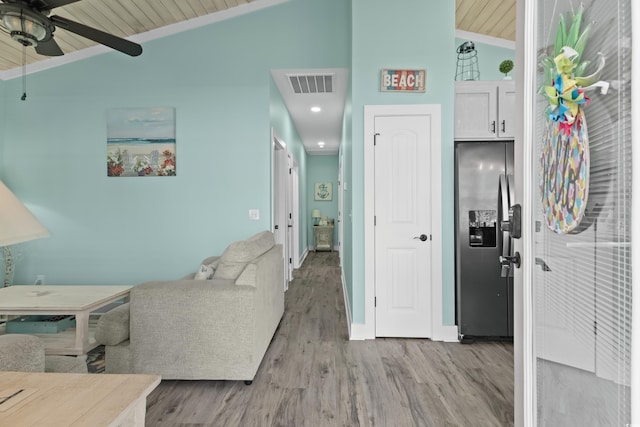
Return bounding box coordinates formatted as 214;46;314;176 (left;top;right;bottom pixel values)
288;74;334;94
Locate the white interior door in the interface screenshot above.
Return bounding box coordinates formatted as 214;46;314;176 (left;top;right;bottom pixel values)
272;132;289;291
338;151;344;265
285;152;294;281
374;115;432;338
291;162;300;269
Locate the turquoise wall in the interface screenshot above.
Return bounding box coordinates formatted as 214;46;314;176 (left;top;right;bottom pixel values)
455;38;516;81
307;155;339;247
349;0;456;325
0;0;350;285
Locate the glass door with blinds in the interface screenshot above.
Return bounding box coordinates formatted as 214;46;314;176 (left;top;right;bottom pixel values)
531;0;633;425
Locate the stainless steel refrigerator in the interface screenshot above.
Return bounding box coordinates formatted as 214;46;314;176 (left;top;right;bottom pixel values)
455;141;514;341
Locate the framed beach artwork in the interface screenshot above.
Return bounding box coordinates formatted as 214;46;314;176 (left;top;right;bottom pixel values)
106;107;176;177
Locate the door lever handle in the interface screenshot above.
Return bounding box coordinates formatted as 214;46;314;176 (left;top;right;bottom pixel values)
535;257;552;271
413;234;428;242
499;252;521;269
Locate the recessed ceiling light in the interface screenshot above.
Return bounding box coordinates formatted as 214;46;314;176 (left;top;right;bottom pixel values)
317;141;325;147
310;106;322;113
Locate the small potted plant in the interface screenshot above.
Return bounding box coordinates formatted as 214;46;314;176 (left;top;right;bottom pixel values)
499;59;514;80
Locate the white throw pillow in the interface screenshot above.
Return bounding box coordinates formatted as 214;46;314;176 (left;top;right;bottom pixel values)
194;264;214;280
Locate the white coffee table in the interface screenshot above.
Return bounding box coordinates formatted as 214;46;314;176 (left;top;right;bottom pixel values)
0;285;131;357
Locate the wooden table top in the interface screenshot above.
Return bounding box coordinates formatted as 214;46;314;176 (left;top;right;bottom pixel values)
0;286;132;312
0;371;160;426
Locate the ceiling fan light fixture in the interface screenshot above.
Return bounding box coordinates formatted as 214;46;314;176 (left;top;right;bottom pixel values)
1;10;48;47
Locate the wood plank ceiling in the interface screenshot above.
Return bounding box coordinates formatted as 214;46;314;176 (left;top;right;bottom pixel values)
0;0;515;73
456;0;516;41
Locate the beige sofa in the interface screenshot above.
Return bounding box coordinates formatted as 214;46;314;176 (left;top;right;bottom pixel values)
94;231;284;383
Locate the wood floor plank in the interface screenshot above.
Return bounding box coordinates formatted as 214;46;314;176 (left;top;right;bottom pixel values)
144;251;514;426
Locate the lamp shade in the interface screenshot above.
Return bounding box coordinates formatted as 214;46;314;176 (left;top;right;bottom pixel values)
311;209;321;219
0;181;50;247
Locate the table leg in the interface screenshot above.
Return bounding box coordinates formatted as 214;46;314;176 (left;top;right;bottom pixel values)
74;311;90;355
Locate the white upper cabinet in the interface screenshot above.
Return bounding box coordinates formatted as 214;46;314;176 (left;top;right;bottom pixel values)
455;81;516;140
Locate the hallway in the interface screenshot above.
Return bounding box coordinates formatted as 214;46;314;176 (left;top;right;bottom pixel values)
145;251;513;426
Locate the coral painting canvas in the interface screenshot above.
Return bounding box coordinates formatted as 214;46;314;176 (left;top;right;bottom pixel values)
107;107;176;177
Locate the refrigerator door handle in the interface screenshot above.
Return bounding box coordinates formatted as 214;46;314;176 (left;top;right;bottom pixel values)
498;174;511;277
507;174;515;217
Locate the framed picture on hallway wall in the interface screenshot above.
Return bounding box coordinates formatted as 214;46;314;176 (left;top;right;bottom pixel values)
106;107;176;177
314;182;332;201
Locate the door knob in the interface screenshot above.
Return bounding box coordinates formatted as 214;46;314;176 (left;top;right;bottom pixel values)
413;234;428;242
499;252;521;269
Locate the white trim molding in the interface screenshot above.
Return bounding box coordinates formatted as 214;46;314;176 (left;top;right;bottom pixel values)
455;29;516;50
516;0;538;426
364;104;447;342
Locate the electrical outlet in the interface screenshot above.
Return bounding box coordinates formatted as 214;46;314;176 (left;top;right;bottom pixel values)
249;209;260;220
35;275;45;285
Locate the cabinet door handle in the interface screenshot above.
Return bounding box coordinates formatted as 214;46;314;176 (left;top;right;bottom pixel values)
491;121;496;134
501;120;506;133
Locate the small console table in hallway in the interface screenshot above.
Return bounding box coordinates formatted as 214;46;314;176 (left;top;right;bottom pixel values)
313;225;334;252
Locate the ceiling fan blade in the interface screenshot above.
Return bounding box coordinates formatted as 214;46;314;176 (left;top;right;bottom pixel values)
30;0;82;11
35;37;64;56
50;15;142;57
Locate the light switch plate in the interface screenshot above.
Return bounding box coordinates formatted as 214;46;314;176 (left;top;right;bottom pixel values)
249;209;260;220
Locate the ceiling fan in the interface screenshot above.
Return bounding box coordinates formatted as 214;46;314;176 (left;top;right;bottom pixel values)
0;0;142;57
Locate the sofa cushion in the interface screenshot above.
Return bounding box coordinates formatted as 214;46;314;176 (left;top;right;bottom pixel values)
95;302;130;346
214;231;275;280
0;334;45;372
45;355;88;374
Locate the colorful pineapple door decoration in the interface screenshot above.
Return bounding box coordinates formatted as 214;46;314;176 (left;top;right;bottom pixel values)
539;6;606;234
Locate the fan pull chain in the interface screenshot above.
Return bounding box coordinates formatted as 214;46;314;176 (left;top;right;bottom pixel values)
21;46;27;101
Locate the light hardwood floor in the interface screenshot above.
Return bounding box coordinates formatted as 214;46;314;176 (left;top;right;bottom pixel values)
145;251;514;426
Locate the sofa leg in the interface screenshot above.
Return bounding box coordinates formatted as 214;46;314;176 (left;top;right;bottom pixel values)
244;380;253;386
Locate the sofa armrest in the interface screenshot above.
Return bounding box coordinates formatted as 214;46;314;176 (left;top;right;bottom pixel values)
128;279;256;376
94;302;131;346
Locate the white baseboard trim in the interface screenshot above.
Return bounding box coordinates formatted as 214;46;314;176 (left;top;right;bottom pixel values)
298;248;309;268
341;270;353;339
349;323;373;340
341;270;376;340
432;325;459;342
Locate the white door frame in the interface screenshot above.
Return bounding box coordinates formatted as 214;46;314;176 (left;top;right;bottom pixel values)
338;150;344;264
515;0;536;426
362;104;453;341
271;129;290;291
291;159;301;269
